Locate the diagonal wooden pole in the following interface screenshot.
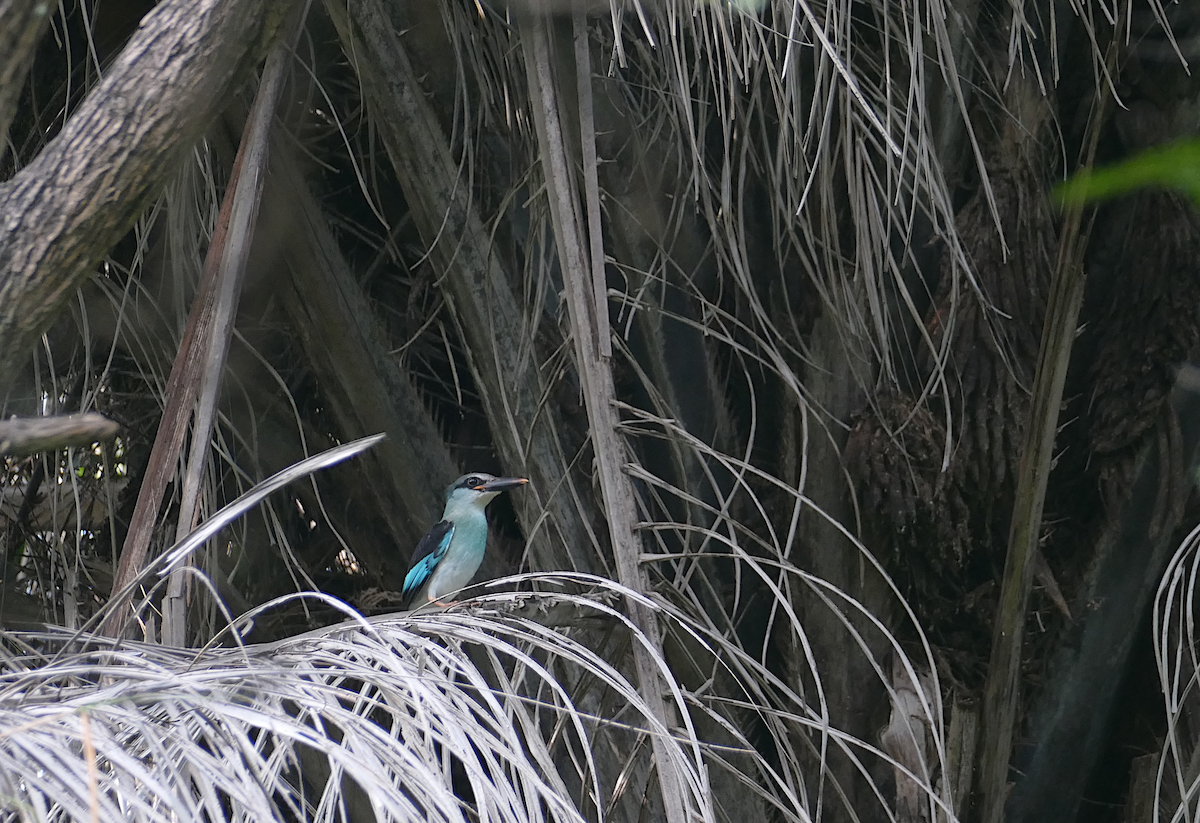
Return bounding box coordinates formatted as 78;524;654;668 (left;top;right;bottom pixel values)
105;5;309;640
161;2;310;647
521;15;693;823
976;40;1116;823
102;148;240;639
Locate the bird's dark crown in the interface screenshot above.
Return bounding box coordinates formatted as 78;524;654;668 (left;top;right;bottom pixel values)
447;472;497;497
443;472;528;500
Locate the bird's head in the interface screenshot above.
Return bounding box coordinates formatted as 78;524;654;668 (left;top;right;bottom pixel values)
444;472;529;511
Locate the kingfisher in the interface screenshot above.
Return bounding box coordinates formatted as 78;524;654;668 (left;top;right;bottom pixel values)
402;472;528;608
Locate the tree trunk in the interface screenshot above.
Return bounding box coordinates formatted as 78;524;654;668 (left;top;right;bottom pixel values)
0;0;289;385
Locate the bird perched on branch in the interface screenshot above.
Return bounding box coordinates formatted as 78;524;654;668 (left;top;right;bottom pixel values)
402;472;528;609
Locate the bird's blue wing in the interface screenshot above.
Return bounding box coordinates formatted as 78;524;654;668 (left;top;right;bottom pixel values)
402;520;455;604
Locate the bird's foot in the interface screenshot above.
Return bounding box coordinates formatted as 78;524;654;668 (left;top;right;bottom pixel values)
430;598;458;608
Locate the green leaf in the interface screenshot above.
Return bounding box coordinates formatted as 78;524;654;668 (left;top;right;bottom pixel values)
1055;137;1200;207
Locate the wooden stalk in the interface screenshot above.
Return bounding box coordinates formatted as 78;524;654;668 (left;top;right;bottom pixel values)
521;15;691;823
102;148;240;639
161;6;308;646
977;53;1114;822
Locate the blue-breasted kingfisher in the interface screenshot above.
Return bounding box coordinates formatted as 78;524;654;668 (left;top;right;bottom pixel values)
401;472;528;608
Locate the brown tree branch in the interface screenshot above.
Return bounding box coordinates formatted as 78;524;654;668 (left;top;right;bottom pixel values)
0;413;118;456
0;0;290;386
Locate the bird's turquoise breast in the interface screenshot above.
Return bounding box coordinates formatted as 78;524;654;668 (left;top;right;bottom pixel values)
425;506;488;601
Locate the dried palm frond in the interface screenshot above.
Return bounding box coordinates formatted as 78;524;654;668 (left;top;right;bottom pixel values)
0;566;955;823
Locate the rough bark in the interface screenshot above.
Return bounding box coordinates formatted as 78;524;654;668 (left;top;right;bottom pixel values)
0;0;290;387
793;311;887;822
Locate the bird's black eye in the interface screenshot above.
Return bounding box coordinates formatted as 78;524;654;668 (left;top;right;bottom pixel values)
465;475;483;488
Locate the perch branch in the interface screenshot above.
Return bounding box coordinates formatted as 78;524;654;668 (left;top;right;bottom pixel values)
0;413;118;456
